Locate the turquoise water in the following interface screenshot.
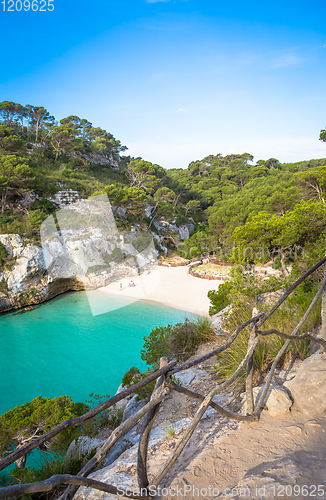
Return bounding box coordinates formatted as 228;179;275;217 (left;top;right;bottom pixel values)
0;291;195;417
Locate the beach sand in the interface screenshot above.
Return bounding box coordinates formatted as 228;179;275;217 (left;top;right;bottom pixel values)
98;265;221;317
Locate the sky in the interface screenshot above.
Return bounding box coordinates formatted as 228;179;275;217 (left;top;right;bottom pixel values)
1;0;326;169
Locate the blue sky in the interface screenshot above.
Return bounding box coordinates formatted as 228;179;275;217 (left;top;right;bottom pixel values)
1;0;326;168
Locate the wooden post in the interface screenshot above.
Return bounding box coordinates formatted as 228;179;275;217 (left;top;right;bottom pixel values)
137;357;169;493
245;307;260;415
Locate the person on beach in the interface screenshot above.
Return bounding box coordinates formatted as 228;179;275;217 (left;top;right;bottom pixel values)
120;282;122;290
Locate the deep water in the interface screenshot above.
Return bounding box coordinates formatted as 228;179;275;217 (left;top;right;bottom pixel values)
0;291;195;417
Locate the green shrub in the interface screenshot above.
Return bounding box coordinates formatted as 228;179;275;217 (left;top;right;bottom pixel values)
212;327;307;392
82;393;124;435
0;396;90;461
121;367;156;402
208;282;232;314
141;317;216;368
133;232;152;253
122;367;140;387
210;270;316;392
9;448;96;500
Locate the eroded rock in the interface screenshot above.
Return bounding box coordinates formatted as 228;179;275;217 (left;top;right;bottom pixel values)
285;352;326;417
265;388;292;417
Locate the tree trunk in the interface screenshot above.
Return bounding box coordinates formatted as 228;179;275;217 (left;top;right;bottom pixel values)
280;248;289;276
1;187;8;215
35;118;40;143
15;454;26;469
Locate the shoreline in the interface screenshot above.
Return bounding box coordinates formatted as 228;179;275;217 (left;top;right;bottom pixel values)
96;265;222;317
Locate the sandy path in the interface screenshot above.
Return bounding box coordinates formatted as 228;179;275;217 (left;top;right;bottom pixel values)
161;409;326;499
98;266;221;317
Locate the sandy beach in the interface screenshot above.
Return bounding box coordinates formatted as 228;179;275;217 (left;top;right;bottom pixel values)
97;265;221;317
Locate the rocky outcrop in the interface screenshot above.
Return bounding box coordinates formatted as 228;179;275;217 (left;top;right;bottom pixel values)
0;198;157;313
0;235;46;293
285;352;326;417
153;220;195;240
48;189;82;208
263;387;292;417
66;436;105;461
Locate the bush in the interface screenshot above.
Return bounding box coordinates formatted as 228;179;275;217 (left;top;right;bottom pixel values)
9;449;96;500
121;367;156;402
0;242;8;268
141;317;216;368
207;282;232;315
0;396;90;463
212;328;307;392
122;367;141;387
210;270;316;392
81;393;123;435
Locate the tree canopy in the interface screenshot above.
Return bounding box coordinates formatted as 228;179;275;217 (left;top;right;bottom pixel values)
0;396;89;467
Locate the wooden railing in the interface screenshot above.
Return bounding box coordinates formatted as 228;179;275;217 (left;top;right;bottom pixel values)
0;255;326;500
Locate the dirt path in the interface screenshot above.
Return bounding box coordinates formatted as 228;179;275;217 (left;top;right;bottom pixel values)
161;409;326;499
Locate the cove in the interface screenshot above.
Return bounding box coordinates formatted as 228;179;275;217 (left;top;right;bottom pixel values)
0;291;196;417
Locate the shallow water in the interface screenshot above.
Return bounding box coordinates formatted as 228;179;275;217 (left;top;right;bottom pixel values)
0;291;195;416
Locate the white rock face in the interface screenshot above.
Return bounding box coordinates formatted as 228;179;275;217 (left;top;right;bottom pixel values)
48;189;82;208
0;235;46;292
144;205;153;217
174;368;208;387
75;417;192;500
178;225;189;239
285;352;326;417
153;220;194;240
66;436;105;460
113;206;127;217
122;395;146;423
0;234;23;258
6;244;46;292
210;305;231;335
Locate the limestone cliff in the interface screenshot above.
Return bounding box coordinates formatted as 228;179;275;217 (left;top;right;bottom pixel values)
0;229;154;314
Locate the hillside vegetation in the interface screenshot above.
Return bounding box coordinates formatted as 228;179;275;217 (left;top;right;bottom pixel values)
0;100;325;269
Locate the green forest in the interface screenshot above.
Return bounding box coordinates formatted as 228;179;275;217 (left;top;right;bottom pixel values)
1;100;326;494
0;99;325;270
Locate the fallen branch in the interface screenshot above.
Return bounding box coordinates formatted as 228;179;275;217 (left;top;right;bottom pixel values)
152;338;260;487
254;277;326;416
169;314;264;376
257;328;326;349
61;387;170;500
0;474;152;500
167;380;257;422
138;358;169;492
246;308;260;415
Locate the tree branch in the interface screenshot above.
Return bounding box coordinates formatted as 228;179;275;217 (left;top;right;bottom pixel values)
0;474;152;500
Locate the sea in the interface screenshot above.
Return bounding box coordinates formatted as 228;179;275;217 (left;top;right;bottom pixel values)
0;290;195;417
0;290;195;474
